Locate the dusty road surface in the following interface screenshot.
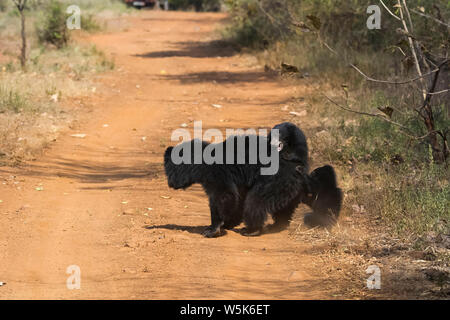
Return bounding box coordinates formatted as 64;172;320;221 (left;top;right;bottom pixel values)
0;11;344;299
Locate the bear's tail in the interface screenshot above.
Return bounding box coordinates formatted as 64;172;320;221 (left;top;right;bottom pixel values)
303;165;343;228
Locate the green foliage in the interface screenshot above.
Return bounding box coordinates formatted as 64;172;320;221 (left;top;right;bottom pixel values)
169;0;221;11
0;0;8;12
305;88;449;238
223;0;291;48
81;14;102;33
255;0;450;238
37;0;70;49
381;164;449;237
58;0;129;12
225;0;449;51
312;88;449;167
0;86;29;113
88;45;115;71
225;0;449;166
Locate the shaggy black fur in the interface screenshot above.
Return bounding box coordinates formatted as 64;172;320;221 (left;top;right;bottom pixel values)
164;122;342;237
303;165;343;228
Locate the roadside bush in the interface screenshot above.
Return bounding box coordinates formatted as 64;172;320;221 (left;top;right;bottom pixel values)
223;0;291;48
224;0;450;239
0;0;8;12
37;0;70;49
0;86;29;113
81;14;102;33
381;164;449;237
169;0;221;12
225;0;449;51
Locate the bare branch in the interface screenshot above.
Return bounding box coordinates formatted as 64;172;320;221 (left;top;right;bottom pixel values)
398;0;426;97
321;41;338;55
386;45;407;57
422;59;445;108
295;9;445;87
256;0;285;37
322;94;437;140
379;0;401;21
11;0;26;11
416;59;449;110
319;37;442;85
403;0;432;74
402;0;415;33
410;8;450;28
415;87;450;96
348;63;439;85
426;88;450;95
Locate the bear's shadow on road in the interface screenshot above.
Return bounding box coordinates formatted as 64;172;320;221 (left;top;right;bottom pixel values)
143;224;249;236
144;224;209;235
143;223;287;236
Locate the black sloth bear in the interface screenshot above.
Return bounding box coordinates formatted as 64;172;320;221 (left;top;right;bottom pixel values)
164;122;342;237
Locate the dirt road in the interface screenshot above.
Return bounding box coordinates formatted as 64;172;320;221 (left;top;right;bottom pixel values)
0;11;341;299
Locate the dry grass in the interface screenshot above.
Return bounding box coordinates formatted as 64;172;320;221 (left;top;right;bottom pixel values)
287;207;449;299
271;76;450;298
0;45;104;164
242;42;449;297
0;3;120;165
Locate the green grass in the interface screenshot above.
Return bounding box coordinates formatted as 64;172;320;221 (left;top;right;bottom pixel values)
81;14;103;33
251;22;450;242
0;0;7;12
0;86;29;113
59;0;129;13
87;44;115;71
302;89;449;238
260;37;450;242
381;165;449;237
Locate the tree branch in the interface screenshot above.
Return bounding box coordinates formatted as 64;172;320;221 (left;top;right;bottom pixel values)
322;94;437;140
398;0;426;97
410;8;450;28
402;0;415;33
319;37;441;85
256;0;286;37
348;62;439;85
425;88;450;95
416;59;449;109
12;0;26;11
379;0;401;21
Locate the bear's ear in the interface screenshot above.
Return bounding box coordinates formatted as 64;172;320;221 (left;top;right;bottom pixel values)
277;141;284;152
164;146;174;158
269;134;283;152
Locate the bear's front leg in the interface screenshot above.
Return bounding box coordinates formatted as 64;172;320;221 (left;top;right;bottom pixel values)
202;195;225;238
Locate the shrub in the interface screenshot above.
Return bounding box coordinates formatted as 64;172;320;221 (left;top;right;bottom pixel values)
37;0;70;49
0;87;29;113
169;0;221;11
81;14;102;33
380;164;450;237
223;0;291;48
225;0;449;242
0;0;8;12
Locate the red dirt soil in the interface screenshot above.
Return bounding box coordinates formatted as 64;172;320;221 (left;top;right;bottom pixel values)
0;11;347;299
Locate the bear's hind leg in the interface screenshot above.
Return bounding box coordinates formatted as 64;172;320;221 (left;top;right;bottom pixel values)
202;192;238;238
267;196;301;233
